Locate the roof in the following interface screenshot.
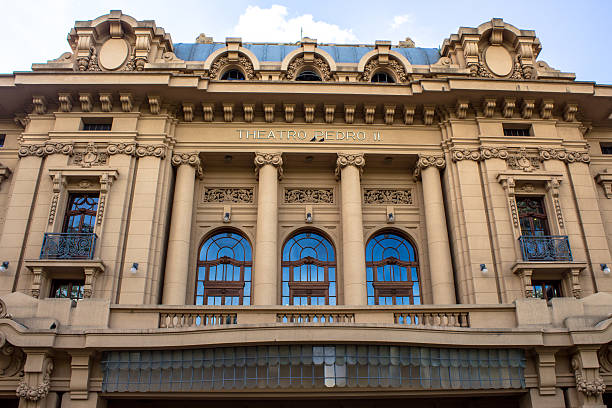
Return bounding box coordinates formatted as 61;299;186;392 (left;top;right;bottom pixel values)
174;43;441;65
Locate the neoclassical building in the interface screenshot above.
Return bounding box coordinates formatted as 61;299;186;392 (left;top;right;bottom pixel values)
0;10;612;408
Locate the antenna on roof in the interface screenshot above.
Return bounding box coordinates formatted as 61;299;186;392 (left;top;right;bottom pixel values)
300;27;303;40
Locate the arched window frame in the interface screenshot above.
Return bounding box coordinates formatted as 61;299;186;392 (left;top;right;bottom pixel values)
365;230;421;305
220;67;246;80
370;70;396;83
295;68;323;81
281;229;337;305
195;229;252;305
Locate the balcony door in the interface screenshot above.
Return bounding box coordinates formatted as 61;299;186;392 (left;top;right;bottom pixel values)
517;196;549;236
63;193;98;233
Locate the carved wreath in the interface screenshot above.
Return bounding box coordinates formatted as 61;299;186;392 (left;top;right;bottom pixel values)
361;56;407;82
209;55;255;79
285;55;331;81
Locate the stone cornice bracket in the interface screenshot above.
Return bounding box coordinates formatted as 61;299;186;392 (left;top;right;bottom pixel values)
119;93;133;112
413;154;445;179
535;349;558;396
0;164;12;186
540;99;554;119
79;93;93;112
223;103;234;122
264;104;275;123
14;113;29;129
595;170;612;199
455;100;469;119
32;96;46;115
18;142;74;158
182;102;194;122
563;103;579;122
423;105;436;126
99;93;113;112
482;98;496;117
171;152;202;176
244;103;255;123
283;104;295;123
521;99;535;119
539;148;590;164
254;152;283;180
502;98;516;118
335;153;365;180
344;104;356;124
202;103;214;122
403;105;415;125
58;93;73;112
148;95;161;115
16;354;53;402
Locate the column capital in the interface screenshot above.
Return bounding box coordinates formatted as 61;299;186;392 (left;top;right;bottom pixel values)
414;154;445;178
171;152;203;177
254;152;283;179
335;152;365;179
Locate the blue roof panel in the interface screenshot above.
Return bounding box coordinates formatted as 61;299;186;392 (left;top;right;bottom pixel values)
173;43;440;65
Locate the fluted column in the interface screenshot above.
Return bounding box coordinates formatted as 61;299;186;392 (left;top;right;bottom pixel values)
162;152;201;305
336;153;367;305
416;154;456;304
253;152;283;305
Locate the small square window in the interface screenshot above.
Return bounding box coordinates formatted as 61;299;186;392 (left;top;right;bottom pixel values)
600;143;612;155
50;279;84;300
81;118;112;131
503;126;531;137
0;134;5;147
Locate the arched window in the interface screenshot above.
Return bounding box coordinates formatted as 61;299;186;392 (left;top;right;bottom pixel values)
196;231;252;305
371;71;395;83
282;231;336;305
295;70;322;81
366;231;420;305
221;69;245;80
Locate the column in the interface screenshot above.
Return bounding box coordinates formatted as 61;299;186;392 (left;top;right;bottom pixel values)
253;152;282;305
336;153;367;305
416;155;456;304
161;152;201;305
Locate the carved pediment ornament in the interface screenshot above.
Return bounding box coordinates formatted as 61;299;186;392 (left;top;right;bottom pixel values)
361;56;407;82
209;55;255;79
76;47;101;72
335;153;365;179
254;152;283;179
18;143;74;158
285;55;331;81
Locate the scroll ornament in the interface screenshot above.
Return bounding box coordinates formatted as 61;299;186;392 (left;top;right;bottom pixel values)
208;56;255;79
107;143;167;158
16;358;53;401
172;152;201;169
335;153;365;178
414;155;445;178
539;148;590;164
285;56;331;81
18;143;74;158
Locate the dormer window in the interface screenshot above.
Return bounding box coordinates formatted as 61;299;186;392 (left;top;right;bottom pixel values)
221;69;245;80
371;72;395;83
296;70;322;81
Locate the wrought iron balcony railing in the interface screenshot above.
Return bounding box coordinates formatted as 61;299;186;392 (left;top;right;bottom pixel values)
40;233;97;260
518;235;572;262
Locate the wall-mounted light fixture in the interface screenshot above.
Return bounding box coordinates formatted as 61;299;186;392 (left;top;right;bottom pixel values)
601;264;611;275
306;212;313;223
130;263;139;273
386;206;395;224
305;205;313;224
0;261;8;272
480;264;488;274
223;205;231;223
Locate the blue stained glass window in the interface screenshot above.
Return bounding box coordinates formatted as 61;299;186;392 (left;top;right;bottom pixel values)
366;232;420;305
282;231;336;305
196;230;252;305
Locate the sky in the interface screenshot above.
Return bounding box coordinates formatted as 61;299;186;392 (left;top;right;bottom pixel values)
1;0;610;84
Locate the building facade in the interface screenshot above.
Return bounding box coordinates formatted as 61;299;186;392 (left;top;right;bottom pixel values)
0;10;611;408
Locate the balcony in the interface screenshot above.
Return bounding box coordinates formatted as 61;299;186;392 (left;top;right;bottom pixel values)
40;232;97;260
518;235;572;262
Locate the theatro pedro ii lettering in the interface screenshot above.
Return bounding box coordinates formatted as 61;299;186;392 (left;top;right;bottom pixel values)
237;129;382;142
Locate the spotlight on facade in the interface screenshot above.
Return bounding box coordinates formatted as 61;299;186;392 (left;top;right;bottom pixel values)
480;264;488;274
130;263;139;273
306;212;313;223
223;212;231;223
601;264;611;275
0;261;8;272
387;213;395;222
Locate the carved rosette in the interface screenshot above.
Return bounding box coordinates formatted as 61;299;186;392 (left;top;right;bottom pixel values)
209;55;256;79
285;56;331;81
335;153;365;179
172;153;203;177
254;153;283;179
16;357;53;401
107;143;136;156
480;146;509;160
360;56;407;82
284;188;334;204
363;189;412;205
539;148;590;164
414;154;445;178
203;187;254;204
451;149;482;162
18;143;74;158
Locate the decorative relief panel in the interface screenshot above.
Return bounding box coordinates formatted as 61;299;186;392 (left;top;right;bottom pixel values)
74;142;108;167
363;189;413;205
202;187;254;204
507;148;540;172
284;188;334;204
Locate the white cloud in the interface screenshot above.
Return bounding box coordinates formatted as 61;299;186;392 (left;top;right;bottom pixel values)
231;5;358;43
390;14;413;30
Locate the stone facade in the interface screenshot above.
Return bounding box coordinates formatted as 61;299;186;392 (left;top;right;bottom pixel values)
0;11;611;408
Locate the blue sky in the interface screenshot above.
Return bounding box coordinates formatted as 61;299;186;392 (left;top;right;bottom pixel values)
2;0;610;83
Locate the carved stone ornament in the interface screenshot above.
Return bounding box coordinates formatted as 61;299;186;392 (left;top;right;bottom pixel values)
361;56;407;82
0;332;25;378
284;188;334;204
76;47;101;72
18;142;74;158
452;147;509;162
171;153;203;176
363;189;412;205
209;55;255;80
335;153;365;179
414;154;445;178
507;148;539;172
571;356;606;398
254;152;283;179
285;55;331;81
74;142;108;167
468;62;493;78
539;148;590;164
16;357;53;401
107;143;136;156
106;143;167;158
598;344;612;373
203;187;254;204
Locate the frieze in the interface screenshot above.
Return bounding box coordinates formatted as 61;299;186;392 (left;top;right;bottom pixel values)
18;142;74;158
539;148;590;164
106;143;167;158
363;189;412;205
284;188;334;204
203;187;254;204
